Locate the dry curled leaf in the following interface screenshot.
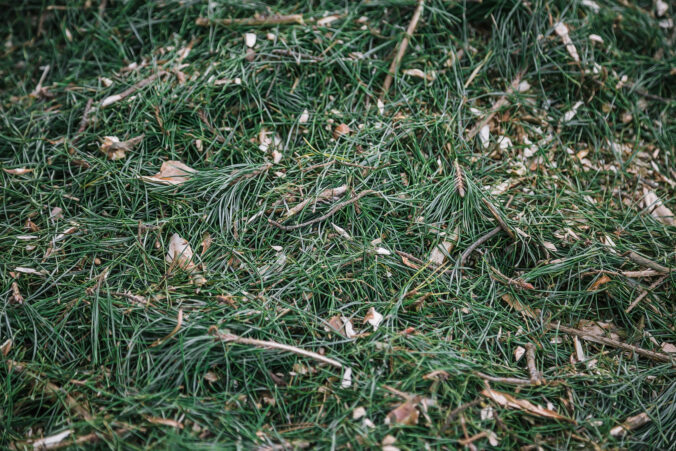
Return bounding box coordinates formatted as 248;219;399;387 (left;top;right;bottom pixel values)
588;274;611;291
1;339;12;356
385;401;419;425
100;134;143;160
142;160;196;185
166;233;196;271
429;240;454;265
481;388;573;422
146;417;184;429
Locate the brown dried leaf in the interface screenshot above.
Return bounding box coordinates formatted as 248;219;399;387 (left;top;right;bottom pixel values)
554;22;580;62
588;274;611;291
142;160;196;185
165;233;196;271
501;294;537;319
577;320;622;341
422;369;450;381
481;388;573;422
333;123;351;139
1;339;12;356
100;135;143;160
3;168;33;175
146;417;184;429
385;401;419;425
643;189;675;226
429;240;454;265
610;412;651;437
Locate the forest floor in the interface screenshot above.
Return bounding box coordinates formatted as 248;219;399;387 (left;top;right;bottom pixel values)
1;0;675;449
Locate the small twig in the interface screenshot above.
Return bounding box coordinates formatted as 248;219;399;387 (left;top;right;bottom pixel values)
549;323;673;363
525;344;543;385
209;326;343;368
489;265;535;290
441;398;482;432
196;14;304;27
482;199;515;239
466;71;525;140
381;0;425;97
460;226;502;266
100;71;168;108
150;309;183;347
474;371;532;386
284;185;348;219
625;275;668;313
268;190;378;231
458;431;489;447
625;251;671;273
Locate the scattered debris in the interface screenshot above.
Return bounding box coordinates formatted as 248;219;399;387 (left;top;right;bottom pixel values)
363;307;384;331
554;22;580;62
610;412;651;437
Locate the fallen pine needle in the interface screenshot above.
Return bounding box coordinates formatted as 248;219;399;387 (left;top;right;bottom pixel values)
150;309;183;347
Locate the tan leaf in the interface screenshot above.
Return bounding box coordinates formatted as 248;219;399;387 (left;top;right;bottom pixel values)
643;189;675;226
3;167;33;175
385;401;419;425
610;412;651;437
588;274;611;291
578;320;622;341
429;240;454;265
661;342;676;353
165;233;196;271
363;307;383;331
501;294;537;319
100;135;143;160
1;339;12;356
204;371;219;382
146;417;184;429
142;160;196;185
422;369;449;381
402;68;436;81
327;315;345;336
554;22;580;62
481;388;573;422
333;123;351;139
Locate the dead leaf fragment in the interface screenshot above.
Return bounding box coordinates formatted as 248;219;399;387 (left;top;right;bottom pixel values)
3;167;33;175
363;307;383;331
166;233;196;271
353;406;367;420
610;412;651;437
588;274;611;291
501;294;537;319
481;388;573;422
100;134;143;160
385;401;419;425
10;282;24;304
142;160;196;186
333;123;351;139
423;369;449;381
1;339;12;356
146;417;184;429
429;241;454;265
402;68;436;81
28;430;73;449
661;342;676;353
643;189;675;226
554;22;580;62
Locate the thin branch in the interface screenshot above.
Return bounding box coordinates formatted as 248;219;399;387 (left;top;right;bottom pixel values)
100;71;168;108
625;274;668;313
525;344;543;385
549;323;673;364
209;327;343;368
381;0;425;97
269;190;379;231
460;226;502;266
625;251;672;273
196;14;304;27
474;371;532;386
